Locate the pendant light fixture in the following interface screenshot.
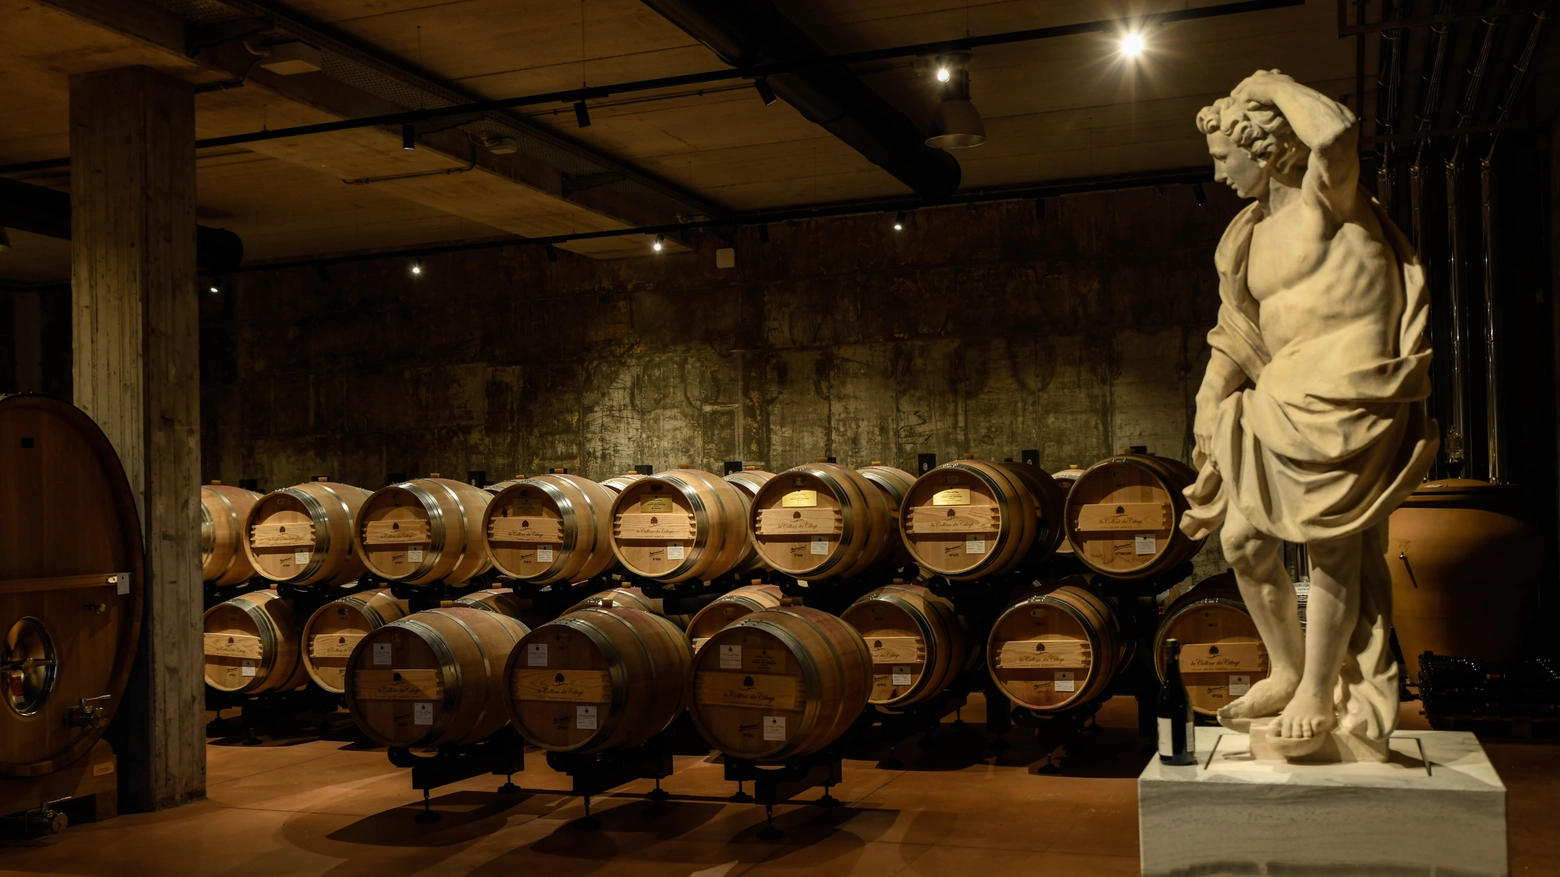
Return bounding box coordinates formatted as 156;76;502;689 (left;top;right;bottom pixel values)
926;53;986;150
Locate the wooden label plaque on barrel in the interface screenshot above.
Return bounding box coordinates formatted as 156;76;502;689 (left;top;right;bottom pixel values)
0;395;144;776
355;478;493;586
1153;572;1269;717
483;475;618;585
244;481;371;587
687;606;870;761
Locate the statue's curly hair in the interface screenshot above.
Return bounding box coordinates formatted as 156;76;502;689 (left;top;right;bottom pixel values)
1196;93;1309;174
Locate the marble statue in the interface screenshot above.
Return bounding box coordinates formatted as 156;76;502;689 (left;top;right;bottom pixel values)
1181;71;1438;761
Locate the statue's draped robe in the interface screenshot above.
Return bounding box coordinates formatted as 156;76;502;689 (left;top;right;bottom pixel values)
1181;190;1437;751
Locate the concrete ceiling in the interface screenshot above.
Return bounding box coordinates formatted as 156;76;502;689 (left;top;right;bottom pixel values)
0;0;1357;282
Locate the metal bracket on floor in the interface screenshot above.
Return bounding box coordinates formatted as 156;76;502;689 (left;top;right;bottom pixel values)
861;687;969;768
544;735;676;830
388;726;527;822
722;746;844;839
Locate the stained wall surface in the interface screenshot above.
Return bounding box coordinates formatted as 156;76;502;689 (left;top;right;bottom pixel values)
199;185;1242;574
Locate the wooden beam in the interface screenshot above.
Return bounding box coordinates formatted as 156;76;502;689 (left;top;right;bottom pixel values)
70;66;204;811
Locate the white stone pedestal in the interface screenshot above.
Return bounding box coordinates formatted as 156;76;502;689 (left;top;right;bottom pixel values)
1138;727;1507;877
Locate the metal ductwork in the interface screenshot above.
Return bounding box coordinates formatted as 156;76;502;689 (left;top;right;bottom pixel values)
642;0;962;200
0;177;245;275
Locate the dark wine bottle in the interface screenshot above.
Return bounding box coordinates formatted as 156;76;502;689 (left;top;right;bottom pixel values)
1158;637;1196;765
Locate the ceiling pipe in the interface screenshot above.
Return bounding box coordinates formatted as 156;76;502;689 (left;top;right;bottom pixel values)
0;177;245;275
640;0;962;200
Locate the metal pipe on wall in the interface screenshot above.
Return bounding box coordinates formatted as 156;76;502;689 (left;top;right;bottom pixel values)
1444;158;1468;475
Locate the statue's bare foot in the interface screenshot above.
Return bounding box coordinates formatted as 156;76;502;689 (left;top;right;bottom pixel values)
1266;692;1337;758
1215;673;1297;732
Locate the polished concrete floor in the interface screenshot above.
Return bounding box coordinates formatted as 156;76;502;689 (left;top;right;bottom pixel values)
2;696;1556;877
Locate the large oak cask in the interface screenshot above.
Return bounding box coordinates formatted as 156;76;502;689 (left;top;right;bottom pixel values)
987;581;1128;713
1049;465;1087;556
483;475;618;585
684;584;786;652
749;463;895;581
688;606;871;760
900;460;1065;580
201;484;261;586
300;589;409;694
569;586;691;631
355;478;493;586
858;464;917;570
203;590;308;695
0;395;144;776
1062;453;1203;580
344;607;528;748
840;584;973;708
1153;572;1268;717
598;473;646;495
504;604;692;753
245;481;372;587
608;469;752;583
722;469;775;575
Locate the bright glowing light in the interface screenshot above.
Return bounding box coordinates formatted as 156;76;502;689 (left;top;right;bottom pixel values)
411;261;422;275
893;222;903;231
936;67;951;82
652;234;665;252
1121;32;1145;58
208;285;219;293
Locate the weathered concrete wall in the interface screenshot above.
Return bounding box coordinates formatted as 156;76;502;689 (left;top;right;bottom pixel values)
200;184;1244;577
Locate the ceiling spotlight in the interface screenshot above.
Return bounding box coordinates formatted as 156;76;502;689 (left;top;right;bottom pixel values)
1121;32;1146;58
652;234;664;253
754;76;778;106
573;100;592;128
926;53;986;149
402;122;416;151
208;280;220;294
545;243;558;263
411;259;423;275
1192;183;1208;207
893;211;906;232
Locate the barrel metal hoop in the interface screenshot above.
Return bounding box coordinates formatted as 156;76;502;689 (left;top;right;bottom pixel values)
870;592;937;705
278;487;332;582
860;467;909;506
395;616;463;743
949;463;1017;569
554;611;638;748
401;482;447;580
1027;593;1102;708
199;498;217;561
532;479;575;579
791;466;856;579
313;483;357;578
662;475;710;580
237;596;282;689
750;610;833;758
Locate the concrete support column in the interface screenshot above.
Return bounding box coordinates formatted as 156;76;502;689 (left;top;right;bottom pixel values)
70;66;203;810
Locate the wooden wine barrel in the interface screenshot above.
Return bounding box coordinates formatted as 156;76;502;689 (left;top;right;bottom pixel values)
505;604;692;753
841;584;972;709
203;590;308;695
244;481;372;587
0;395;144;776
900;460;1065;580
355;478;493;585
749;463;894;580
453;588;549;627
1063;454;1203;580
858;464;917;570
569;586;691;631
201;483;261;586
685;584;786;651
723;469;775;575
987;581;1127;713
300;589;409;694
1152;572;1267;717
608;469;751;583
483;475;618;585
688;606;871;760
343;607;529;748
1049;465;1087;555
599;473;645;494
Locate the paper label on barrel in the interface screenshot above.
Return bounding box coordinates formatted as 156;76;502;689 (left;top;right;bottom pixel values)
576;705;598;730
407;548;424;563
965;537;986;554
373;643;393;666
1229;674;1251;697
536;547;554;562
1054;670;1075;692
528;643;548;667
719;644;742;669
640;496;674;513
932;488;971;506
294;551;310;565
667;543;685;560
781;490;817;508
891;667;913;686
92;761;114;777
1135;535;1156;555
115;575;129;596
810;539;829;555
763;716;786;741
414;703;433;725
240;660;256;677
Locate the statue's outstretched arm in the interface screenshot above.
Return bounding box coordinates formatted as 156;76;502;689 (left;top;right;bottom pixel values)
1234;71;1359;209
